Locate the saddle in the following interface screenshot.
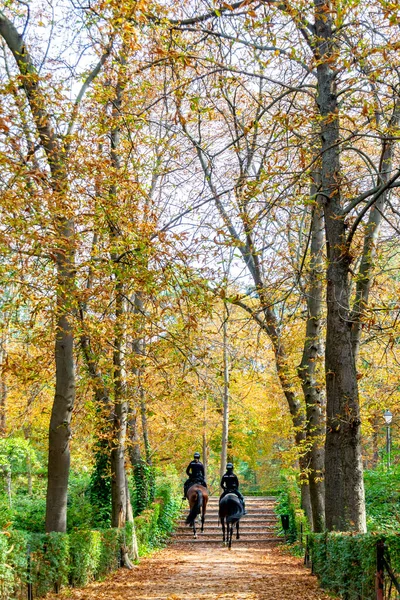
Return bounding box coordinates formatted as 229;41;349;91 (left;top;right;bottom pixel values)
184;477;207;497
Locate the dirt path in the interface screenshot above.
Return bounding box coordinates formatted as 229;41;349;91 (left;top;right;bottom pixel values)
49;543;334;600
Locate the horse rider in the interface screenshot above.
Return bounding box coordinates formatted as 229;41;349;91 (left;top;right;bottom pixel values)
183;452;207;498
220;462;246;513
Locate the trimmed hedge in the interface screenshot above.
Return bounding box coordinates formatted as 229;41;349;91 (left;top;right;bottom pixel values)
0;476;181;599
0;528;121;600
309;532;400;599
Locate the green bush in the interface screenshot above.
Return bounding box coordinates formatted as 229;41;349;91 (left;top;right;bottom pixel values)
309;533;400;599
8;530;29;598
69;530;102;586
67;472;95;532
89;447;112;529
12;496;45;532
135;503;161;554
0;533;14;600
0;495;12;530
0;467;181;597
0;528;121;598
132;461;155;516
134;467;181;555
30;532;70;596
96;528;121;578
364;464;400;532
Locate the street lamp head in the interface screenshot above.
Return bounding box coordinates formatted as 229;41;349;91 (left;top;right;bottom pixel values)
383;410;393;425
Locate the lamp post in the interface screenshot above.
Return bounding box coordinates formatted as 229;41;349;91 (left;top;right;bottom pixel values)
383;410;393;469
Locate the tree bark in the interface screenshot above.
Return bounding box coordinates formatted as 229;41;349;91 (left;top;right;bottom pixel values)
128;406;142;467
0;337;6;436
219;303;230;484
314;0;366;531
297;200;326;532
139;386;152;466
126;473;139;561
131;293;155;505
203;392;208;481
111;286;130;529
46;257;75;532
109;70;132;532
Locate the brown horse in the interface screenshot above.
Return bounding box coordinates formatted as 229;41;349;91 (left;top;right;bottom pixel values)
185;484;208;538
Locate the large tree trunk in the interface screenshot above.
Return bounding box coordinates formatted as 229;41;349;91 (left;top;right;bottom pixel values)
46;243;75;533
261;302;312;522
0;15;77;533
125;473;139;561
111;288;130;529
219;303;230;484
109;69;132;532
314;0;366;532
298;201;326;532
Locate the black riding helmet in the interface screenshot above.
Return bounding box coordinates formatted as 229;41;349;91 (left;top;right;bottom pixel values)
226;462;234;470
194;452;201;459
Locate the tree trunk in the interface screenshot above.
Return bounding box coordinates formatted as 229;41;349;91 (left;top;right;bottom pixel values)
46;303;75;533
220;303;230;485
128;406;142;467
109;69;131;531
0;15;77;534
314;0;366;531
297;196;326;532
0;339;6;437
125;473;139;562
203;391;208;482
262;306;312;521
131;293;155;505
111;288;130;529
139;386;152;467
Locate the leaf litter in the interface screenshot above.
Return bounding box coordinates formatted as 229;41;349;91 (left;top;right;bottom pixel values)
46;543;336;600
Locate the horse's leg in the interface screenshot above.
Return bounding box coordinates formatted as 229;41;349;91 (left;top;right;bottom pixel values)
221;518;225;543
236;521;240;539
228;523;233;550
193;518;197;539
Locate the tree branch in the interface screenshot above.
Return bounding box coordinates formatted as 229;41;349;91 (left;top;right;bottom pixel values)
343;169;400;216
346;168;400;247
65;38;114;143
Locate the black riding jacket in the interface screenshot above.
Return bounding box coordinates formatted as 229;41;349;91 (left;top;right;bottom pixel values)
221;472;239;491
186;460;205;480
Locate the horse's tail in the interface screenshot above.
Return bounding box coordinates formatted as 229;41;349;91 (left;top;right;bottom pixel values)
185;490;203;526
226;500;244;524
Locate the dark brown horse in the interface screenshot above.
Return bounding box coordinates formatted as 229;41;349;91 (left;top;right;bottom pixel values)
185;484;208;538
219;493;244;549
